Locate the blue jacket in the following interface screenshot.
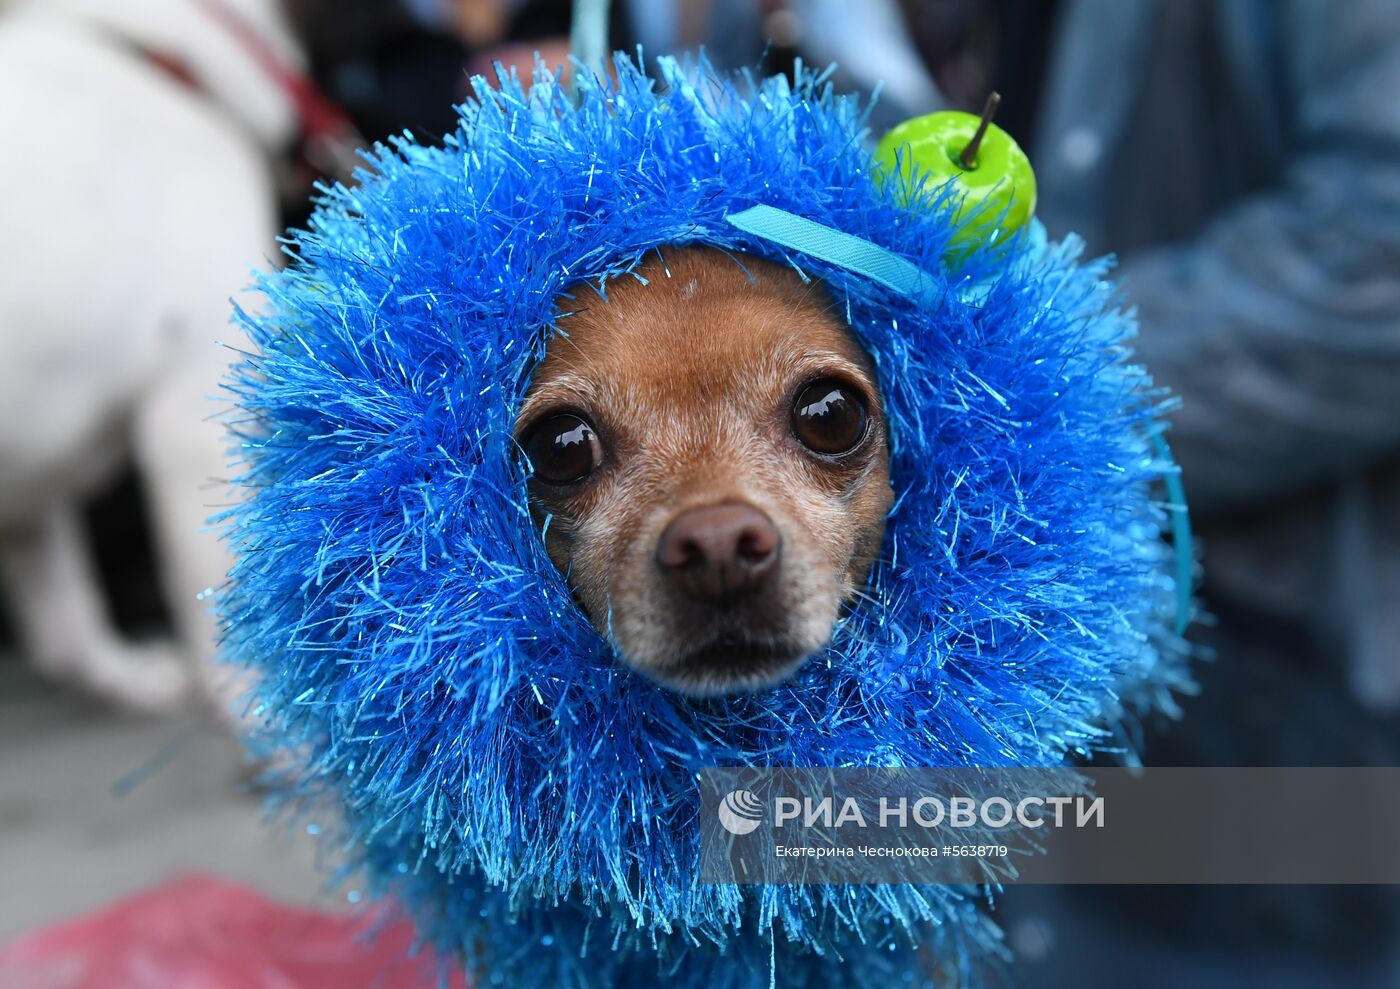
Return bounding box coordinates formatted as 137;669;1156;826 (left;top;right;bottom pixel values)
1034;0;1400;710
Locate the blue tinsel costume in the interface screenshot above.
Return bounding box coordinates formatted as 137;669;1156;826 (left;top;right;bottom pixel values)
222;57;1190;989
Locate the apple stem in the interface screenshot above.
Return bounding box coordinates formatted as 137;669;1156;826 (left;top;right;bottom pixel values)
959;92;1002;169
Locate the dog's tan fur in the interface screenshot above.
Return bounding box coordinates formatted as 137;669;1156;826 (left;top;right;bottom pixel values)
517;247;892;694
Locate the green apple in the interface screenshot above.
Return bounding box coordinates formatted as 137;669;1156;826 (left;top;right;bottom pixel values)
875;110;1037;256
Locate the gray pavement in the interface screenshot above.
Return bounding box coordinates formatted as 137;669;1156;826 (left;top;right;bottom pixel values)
0;658;338;943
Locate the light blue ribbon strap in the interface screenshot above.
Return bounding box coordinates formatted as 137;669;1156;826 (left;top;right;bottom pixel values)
1151;432;1194;637
726;205;939;305
569;0;611;82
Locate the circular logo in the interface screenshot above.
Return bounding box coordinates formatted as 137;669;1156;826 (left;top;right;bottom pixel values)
717;789;764;835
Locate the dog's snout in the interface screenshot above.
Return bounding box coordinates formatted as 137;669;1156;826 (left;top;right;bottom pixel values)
656;503;781;602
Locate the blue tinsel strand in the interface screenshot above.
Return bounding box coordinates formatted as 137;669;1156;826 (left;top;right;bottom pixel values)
221;56;1191;989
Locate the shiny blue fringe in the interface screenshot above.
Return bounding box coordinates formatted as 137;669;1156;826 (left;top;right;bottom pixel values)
220;55;1191;989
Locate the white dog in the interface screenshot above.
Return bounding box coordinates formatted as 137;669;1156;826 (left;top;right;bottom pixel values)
0;0;302;711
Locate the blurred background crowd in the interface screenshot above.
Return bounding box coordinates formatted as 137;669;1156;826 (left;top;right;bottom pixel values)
1;0;1398;986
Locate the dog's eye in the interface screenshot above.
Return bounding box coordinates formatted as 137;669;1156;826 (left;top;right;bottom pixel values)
523;414;602;484
792;379;869;456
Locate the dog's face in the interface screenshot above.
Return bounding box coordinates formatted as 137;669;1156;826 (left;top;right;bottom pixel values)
515;248;893;695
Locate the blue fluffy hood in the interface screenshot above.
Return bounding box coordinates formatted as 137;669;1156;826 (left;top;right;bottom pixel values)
222;57;1189;989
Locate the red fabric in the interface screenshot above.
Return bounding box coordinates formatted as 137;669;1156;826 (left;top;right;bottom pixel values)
0;874;466;989
193;0;356;145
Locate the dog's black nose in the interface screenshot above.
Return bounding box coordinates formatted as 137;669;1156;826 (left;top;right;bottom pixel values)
656;503;781;602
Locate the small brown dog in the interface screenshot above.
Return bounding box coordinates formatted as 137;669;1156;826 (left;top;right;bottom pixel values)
516;247;893;695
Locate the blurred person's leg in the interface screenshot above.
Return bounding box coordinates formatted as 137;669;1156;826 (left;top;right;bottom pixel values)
998;576;1400;985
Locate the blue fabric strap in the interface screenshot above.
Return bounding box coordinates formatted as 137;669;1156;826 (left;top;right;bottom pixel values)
726;205;938;305
569;0;611;82
1151;433;1194;636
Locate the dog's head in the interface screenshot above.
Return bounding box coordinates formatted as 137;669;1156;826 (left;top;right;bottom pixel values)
515;248;893;695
